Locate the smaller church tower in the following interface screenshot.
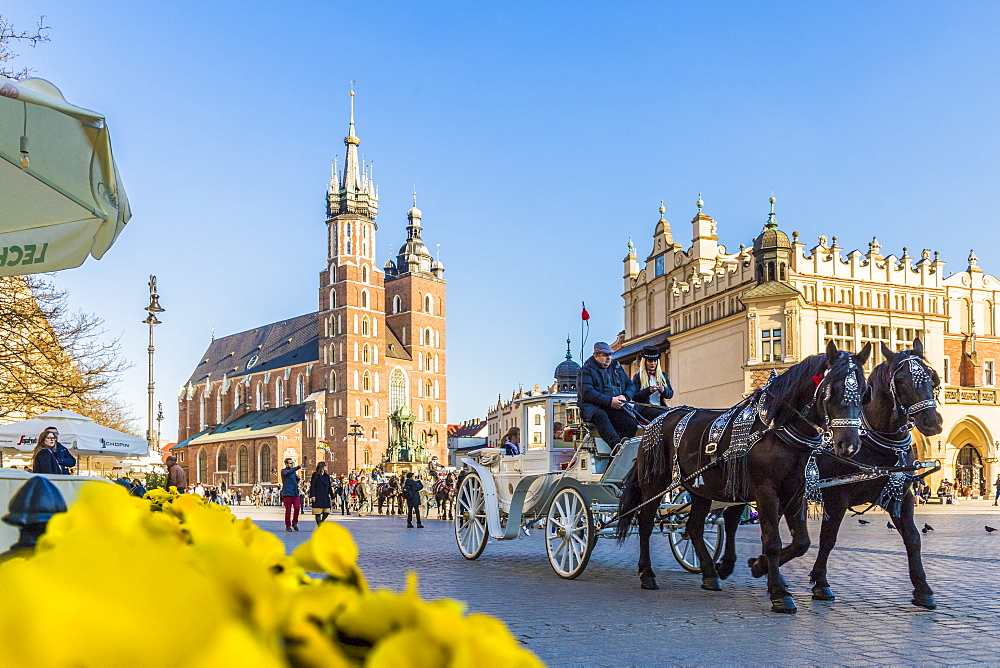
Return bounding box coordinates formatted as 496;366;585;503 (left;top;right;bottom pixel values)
383;192;447;461
751;196;792;284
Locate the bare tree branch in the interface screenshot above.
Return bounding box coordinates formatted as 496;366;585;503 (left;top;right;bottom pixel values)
0;15;51;80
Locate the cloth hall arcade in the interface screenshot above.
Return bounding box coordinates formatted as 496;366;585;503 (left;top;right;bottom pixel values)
173;95;447;486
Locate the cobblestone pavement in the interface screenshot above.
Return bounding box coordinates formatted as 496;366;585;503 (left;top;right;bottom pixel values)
232;501;1000;666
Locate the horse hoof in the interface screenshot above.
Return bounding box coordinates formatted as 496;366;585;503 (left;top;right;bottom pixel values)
811;586;835;601
640;577;659;590
771;597;797;614
748;558;766;579
716;560;735;580
701;577;722;591
912;595;936;610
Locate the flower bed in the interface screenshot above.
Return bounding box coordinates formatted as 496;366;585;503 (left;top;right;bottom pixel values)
0;484;541;667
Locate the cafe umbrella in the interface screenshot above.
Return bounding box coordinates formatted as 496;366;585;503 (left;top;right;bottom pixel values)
0;75;132;277
0;409;148;458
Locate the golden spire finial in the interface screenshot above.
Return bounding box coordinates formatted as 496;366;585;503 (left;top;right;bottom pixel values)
696;193;704;213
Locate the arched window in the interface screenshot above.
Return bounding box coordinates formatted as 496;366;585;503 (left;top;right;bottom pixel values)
259;444;272;483
238;445;249;484
197;448;208;482
275;380;284;406
362;265;369;283
255;384;263;411
362;316;370;336
425;294;433;314
960;298;971;333
329;290;336;310
372;426;379;442
390;369;407;411
362;344;370;363
296;375;305;403
393;295;401;314
237;385;245;406
361;290;368;308
364;400;371;417
364;447;372;465
363;371;371;391
217;446;228;473
329;370;338;392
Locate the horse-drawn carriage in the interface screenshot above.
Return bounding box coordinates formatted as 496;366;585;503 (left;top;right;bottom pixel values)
456;341;944;613
454;392;726;578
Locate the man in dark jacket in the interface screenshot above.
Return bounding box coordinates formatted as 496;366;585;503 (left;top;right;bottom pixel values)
632;345;674;421
402;472;424;528
577;342;637;449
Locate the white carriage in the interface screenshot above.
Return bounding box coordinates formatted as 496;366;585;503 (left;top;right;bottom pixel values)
454;392;726;578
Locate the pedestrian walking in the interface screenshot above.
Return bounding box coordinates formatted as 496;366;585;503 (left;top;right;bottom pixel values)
310;462;333;525
282;457;305;532
402;472;424;528
993;474;1000;506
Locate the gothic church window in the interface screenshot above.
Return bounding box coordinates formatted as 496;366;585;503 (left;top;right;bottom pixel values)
259;445;272;483
197;448;208;483
362;317;370;336
329;370;337;392
275;380;284;406
217;447;228;473
363;344;370;363
389;369;407;411
362;265;369;283
425;295;433;314
361;290;368;308
238;446;249;484
296;375;305;403
393;295;401;314
329;290;336;309
364;401;371;417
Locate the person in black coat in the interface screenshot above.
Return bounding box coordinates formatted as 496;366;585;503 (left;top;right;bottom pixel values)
577;342;637;449
43;426;77;473
632;345;674;421
402;472;424;528
309;462;334;525
32;430;67;475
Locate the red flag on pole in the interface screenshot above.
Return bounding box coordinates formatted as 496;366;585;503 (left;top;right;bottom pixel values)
581;303;590;321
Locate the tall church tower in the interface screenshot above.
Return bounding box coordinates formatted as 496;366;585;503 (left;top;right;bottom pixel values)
383;192;448;461
318;91;389;473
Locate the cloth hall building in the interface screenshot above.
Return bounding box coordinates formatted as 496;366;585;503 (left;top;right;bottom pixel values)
173;97;447;486
614;197;1000;497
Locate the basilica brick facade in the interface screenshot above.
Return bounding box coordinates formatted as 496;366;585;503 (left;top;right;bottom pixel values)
173;94;447;486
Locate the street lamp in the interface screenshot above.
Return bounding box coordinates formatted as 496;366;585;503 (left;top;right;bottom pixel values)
156;401;164;453
348;422;363;472
143;276;165;448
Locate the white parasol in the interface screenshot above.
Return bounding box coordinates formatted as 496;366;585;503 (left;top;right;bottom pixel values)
0;75;132;276
0;409;147;456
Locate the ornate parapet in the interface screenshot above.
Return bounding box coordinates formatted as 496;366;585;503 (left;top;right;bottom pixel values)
943;386;1000;405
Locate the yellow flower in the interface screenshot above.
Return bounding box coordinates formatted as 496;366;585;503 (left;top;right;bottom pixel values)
292;522;367;590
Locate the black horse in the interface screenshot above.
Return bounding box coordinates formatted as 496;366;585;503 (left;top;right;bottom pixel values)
617;341;870;614
376;477;403;514
432;472;457;520
745;340;943;608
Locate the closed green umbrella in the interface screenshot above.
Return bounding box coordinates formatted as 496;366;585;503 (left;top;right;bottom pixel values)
0;75;131;276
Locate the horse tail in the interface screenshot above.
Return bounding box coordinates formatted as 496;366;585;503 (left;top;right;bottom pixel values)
615;464;641;545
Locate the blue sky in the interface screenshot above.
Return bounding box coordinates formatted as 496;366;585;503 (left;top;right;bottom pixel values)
5;1;999;439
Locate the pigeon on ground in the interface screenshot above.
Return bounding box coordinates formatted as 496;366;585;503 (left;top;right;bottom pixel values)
887;521;895;530
986;526;997;534
858;519;870;525
922;523;934;533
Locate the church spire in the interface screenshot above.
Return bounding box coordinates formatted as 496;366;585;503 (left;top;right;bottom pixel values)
342;84;362;193
328;84;378;220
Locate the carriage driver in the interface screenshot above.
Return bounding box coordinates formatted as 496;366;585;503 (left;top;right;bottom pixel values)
632;345;674;421
578;342;638;449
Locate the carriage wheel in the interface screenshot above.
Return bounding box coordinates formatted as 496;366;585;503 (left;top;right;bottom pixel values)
454;472;488;560
666;489;723;573
545;487;594;579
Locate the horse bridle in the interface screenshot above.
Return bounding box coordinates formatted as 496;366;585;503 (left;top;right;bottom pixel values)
812;356;864;435
888;354;939;420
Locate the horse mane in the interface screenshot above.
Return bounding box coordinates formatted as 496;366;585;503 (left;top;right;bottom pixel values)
867;358;892;400
766;353;829;429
